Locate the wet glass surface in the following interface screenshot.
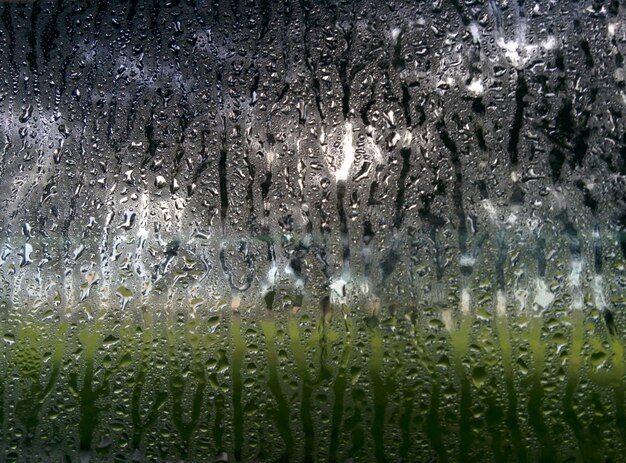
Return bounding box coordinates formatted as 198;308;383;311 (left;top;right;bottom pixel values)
0;0;625;461
0;304;625;462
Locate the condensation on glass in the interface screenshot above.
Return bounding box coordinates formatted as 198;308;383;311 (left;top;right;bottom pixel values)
0;0;625;462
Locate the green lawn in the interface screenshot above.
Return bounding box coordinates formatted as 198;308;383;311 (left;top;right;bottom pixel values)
0;299;624;462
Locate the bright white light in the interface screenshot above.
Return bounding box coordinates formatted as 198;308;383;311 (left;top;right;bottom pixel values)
469;22;480;43
336;122;354;182
460;287;471;314
533;278;554;310
496;290;507;316
542;36;558;50
467;78;484;95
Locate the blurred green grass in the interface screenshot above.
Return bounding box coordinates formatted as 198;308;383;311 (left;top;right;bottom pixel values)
0;301;624;462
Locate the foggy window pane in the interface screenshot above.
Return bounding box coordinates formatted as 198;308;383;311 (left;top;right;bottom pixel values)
0;0;625;461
